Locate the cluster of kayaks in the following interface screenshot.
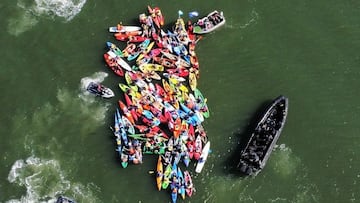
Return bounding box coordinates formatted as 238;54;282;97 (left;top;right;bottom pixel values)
102;6;225;203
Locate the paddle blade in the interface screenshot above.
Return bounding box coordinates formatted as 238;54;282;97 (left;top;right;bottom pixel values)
189;11;199;18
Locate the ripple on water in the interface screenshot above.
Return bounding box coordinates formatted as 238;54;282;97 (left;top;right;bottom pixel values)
6;156;101;203
7;0;87;36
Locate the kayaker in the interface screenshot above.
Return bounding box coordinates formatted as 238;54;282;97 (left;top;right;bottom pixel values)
97;84;102;92
128;142;135;155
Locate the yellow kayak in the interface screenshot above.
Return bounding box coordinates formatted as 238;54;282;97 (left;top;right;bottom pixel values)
189;72;197;91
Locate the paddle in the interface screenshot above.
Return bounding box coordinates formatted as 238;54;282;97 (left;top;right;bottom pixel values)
188;11;199;18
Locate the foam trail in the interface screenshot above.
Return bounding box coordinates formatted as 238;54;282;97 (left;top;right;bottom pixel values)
201;144;320;202
225;9;259;30
7;10;39;36
10;85;110;159
33;0;87;21
6;156;101;203
8;0;87;36
271;143;301;177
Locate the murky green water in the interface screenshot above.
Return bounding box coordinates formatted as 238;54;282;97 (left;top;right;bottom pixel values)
1;0;359;202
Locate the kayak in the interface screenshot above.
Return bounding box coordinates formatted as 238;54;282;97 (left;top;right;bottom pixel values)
107;51;132;71
189;72;197;91
156;155;163;190
103;53;124;76
162;164;172;189
106;41;123;57
195;141;210;173
184;170;194;197
121;115;135;134
147;5;164;28
177;167;186;200
194;88;210;118
109;24;142;33
119;100;136;125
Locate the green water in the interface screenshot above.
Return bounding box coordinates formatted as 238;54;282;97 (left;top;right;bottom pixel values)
1;0;359;202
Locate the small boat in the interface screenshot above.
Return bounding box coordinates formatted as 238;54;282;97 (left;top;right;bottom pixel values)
237;95;289;176
86;82;115;98
195;141;210;173
56;196;76;203
193;10;226;34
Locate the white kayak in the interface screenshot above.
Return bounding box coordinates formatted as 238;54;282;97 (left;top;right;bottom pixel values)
107;51;132;71
195;141;210;173
109;24;142;33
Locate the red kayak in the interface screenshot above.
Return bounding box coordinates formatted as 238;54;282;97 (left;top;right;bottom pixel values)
128;35;149;43
124;93;139;122
118;100;135;125
103;53;124;76
114;30;142;41
166;67;189;77
184;171;195;197
147;5;164;28
187;21;196;42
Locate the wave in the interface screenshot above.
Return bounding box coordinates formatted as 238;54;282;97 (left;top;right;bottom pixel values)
200;144;320;202
33;0;87;21
6;156;101;203
271;143;301;177
7;0;87;36
6;79;111;201
225;9;259;30
10;85;110;158
7;10;39;36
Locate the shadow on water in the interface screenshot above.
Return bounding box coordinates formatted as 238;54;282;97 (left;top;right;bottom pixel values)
223;100;273;177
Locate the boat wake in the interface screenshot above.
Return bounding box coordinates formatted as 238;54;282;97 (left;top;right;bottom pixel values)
200;144;320;202
9;87;109;158
32;0;87;21
225;9;259;30
7;0;87;36
271;143;301;177
5;86;108;202
6;156;101;203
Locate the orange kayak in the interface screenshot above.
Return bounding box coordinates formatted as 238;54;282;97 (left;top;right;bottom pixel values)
156;155;163;191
